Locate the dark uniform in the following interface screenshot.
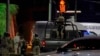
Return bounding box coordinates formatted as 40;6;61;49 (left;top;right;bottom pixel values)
32;34;40;56
56;16;65;39
1;32;13;56
20;39;26;56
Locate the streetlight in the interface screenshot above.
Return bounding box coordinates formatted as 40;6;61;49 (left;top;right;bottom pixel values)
48;0;52;21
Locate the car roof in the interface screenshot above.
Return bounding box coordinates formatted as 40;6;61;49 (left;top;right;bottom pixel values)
61;36;100;48
72;36;100;41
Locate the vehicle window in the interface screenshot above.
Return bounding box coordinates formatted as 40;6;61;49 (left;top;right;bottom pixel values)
89;31;97;36
35;23;46;39
64;39;100;51
44;22;87;41
46;30;84;40
45;24;85;40
64;30;83;40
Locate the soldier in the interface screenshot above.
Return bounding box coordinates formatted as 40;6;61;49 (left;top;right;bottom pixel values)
1;32;13;56
13;32;20;54
32;34;40;56
20;38;26;56
56;16;65;39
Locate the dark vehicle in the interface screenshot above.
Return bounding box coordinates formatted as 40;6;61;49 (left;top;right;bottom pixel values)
34;21;88;52
42;36;100;56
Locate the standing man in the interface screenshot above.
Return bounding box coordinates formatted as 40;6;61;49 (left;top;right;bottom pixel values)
32;34;40;56
13;32;20;54
1;32;13;56
20;39;26;56
56;16;65;39
18;37;26;56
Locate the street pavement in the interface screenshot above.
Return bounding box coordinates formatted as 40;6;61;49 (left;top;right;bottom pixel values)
40;51;56;56
0;49;56;56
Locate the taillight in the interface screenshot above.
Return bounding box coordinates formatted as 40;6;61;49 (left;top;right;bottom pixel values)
41;40;46;47
74;43;77;48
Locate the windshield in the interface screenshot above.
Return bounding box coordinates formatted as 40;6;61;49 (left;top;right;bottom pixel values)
64;39;100;51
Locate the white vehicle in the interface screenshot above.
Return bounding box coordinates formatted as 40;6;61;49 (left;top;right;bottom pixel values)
80;22;100;36
34;21;88;52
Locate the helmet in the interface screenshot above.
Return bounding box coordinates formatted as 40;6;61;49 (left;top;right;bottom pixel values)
57;16;65;22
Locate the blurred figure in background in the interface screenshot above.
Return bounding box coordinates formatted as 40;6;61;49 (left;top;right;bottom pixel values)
32;34;40;56
1;32;13;56
13;32;20;54
20;38;26;56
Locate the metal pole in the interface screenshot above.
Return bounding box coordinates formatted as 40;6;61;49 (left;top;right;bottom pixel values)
74;0;77;22
48;0;52;21
6;0;10;32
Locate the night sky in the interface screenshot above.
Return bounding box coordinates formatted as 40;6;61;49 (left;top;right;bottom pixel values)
0;0;100;23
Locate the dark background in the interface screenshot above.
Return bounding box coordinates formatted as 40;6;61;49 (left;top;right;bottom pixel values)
0;0;100;23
